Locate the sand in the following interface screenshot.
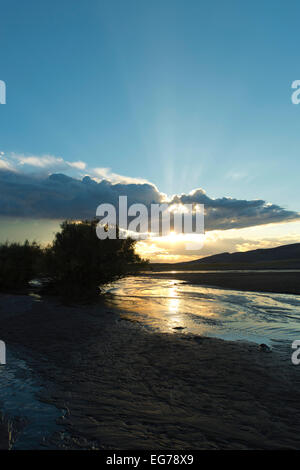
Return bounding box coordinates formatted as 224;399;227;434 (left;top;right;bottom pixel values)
0;413;23;450
0;415;9;450
0;292;300;450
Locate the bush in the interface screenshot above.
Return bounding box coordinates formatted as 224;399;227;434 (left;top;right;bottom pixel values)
0;240;42;290
0;220;148;298
43;219;148;297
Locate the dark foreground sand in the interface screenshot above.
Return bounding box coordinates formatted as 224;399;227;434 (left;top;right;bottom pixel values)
145;271;300;295
0;415;10;450
0;293;300;450
0;413;24;450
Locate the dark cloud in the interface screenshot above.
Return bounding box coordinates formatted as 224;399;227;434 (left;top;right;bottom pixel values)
0;170;298;231
170;189;299;230
0;171;161;219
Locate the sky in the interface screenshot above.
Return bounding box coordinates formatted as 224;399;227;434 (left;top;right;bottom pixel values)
0;0;300;261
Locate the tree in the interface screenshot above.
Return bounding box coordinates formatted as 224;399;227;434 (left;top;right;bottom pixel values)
0;240;42;290
43;219;147;298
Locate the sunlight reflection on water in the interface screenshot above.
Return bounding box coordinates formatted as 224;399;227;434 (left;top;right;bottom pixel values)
104;276;300;346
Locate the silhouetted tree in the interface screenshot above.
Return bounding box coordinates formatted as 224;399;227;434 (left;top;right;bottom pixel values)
0;240;42;290
43;219;148;298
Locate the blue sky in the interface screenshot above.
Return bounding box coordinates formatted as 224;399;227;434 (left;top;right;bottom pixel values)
0;0;299;260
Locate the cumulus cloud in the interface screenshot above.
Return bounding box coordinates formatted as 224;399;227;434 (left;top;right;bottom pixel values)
1;153;148;183
169;189;299;230
92;167;156;186
0;164;298;231
0;170;162;219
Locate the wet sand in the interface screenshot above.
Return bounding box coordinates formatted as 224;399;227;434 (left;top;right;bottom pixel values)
145;271;300;295
0;412;24;450
0;415;9;450
0;293;300;449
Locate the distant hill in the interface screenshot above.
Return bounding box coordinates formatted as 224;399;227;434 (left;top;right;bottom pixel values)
190;243;300;265
151;243;300;270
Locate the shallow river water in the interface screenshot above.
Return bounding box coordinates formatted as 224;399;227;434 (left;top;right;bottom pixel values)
105;275;300;347
0;347;63;449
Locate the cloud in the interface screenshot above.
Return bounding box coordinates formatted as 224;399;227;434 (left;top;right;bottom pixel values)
169;189;299;230
0;164;298;231
12;153;86;173
92;167;153;185
0;169;162;219
0;159;15;171
16;154;65;168
2;153;148;183
0;152;298;230
68;160;86;170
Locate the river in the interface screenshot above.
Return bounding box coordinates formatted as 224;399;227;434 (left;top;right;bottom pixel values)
105;274;300;347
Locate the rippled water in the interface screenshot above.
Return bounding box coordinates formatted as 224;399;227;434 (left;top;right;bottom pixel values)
150;269;300;274
0;347;63;449
105;276;300;346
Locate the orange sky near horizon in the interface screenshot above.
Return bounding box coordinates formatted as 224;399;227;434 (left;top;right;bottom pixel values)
135;220;300;263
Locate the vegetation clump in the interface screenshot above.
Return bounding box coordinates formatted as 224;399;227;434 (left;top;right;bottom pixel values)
43;219;147;297
0;220;147;298
0;240;42;290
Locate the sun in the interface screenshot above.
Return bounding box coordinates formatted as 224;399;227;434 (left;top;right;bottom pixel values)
168;231;177;242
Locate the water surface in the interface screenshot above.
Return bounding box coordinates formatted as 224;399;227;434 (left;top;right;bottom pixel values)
0;347;63;449
150;269;300;274
105;275;300;346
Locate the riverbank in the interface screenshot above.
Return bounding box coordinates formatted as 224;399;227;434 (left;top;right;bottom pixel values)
0;292;300;449
144;270;300;295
